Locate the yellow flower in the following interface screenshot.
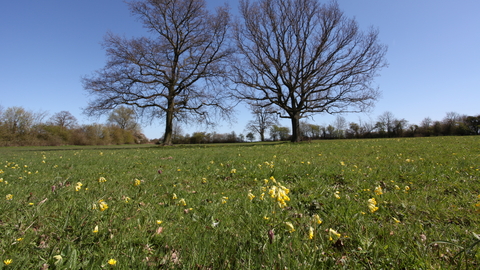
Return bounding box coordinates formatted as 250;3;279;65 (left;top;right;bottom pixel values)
329;228;341;241
393;217;401;223
221;197;228;204
340;161;345;166
93;225;99;233
172;193;177;200
230;169;236;174
178;198;186;206
16;238;23;242
124;197;131;203
134;179;141;186
334;193;341;199
285;222;295;233
313;214;322;225
374;186;383;195
6;194;13;200
98;177;107;183
53;255;63;264
99;201;109;211
263;216;270;220
107;258;117;265
405;186;410;191
368;198;379;213
4;259;12;265
202;178;207;183
395;185;400;190
308;226;314;239
156;220;163;225
259;192;265;200
248;191;255;201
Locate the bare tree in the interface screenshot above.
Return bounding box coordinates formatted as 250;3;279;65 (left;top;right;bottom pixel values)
377;111;395;136
245;101;278;141
1;107;35;135
49;111;78;129
231;0;387;142
83;0;233;145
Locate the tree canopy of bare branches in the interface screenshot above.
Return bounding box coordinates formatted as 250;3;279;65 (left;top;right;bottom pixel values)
232;0;388;142
82;0;233;145
245;101;278;141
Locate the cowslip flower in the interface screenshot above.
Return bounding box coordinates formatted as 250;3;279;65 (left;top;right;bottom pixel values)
134;179;141;186
6;194;13;200
221;196;228;204
334;191;341;199
75;182;83;191
248;191;255;201
368;198;379;213
107;258;117;265
93;225;99;233
53;255;63;265
98;177;107;183
313;214;322;225
285;222;295;233
178;198;186;206
374;186;383;195
172;193;177;200
99;201;109;211
230;169;236;174
4;259;13;265
156;220;163;225
393;217;401;223
308;226;314;239
329;228;341;241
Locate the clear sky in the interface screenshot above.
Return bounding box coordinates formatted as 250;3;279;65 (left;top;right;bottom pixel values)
1;0;479;139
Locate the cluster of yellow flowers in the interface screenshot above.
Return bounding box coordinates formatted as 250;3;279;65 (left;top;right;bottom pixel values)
98;177;107;183
267;177;290;208
6;194;13;200
368;198;379;213
75;182;83;192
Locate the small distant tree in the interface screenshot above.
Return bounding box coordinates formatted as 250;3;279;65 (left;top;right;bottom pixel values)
246;132;255;142
49;111;78;129
270;125;290;141
108;106;139;131
465;115;480;135
1;106;34;135
245;102;278;142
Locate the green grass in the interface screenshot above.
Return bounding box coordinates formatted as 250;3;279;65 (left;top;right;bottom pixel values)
1;136;480;269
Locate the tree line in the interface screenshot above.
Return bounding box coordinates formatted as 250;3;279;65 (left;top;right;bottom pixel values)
0;106;148;146
245;110;480;142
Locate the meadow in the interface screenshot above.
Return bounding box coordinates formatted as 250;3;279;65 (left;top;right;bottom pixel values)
1;136;480;269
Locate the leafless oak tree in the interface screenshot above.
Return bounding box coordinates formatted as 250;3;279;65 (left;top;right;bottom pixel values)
232;0;388;142
83;0;233;145
49;111;78;129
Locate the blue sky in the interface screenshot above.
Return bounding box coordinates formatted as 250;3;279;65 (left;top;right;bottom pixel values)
1;0;479;139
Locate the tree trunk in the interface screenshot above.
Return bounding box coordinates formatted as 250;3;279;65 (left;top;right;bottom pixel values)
162;97;175;146
290;114;301;142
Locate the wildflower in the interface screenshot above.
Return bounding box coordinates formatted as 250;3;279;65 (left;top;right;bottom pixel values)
124;197;131;203
53;255;63;265
202;178;207;183
395;185;400;190
156;220;163;225
313;214;322;225
263;216;270;220
230;169;236;174
340;161;345;166
308;226;314;239
178;198;186;206
29;202;34;206
93;225;99;233
16;238;23;242
285;222;295;233
98;177;107;183
334;192;341;199
259;192;265;200
221;197;228;204
405;186;410;191
393;217;401;223
4;259;12;265
368;198;379;213
99;201;109;211
107;258;117;265
75;182;82;191
248;191;255;201
6;194;13;200
374;186;383;195
172;193;177;200
134;179;141;186
329;228;341;241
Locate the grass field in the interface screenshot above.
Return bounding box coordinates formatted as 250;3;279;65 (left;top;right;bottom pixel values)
1;136;480;269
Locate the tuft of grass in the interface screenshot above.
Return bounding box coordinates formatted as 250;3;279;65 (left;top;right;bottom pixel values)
0;136;479;268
